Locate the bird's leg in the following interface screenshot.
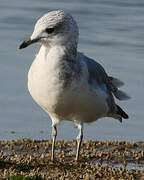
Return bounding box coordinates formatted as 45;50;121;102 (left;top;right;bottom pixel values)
76;122;83;161
51;125;57;161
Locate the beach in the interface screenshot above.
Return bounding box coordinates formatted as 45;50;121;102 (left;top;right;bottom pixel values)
0;139;144;179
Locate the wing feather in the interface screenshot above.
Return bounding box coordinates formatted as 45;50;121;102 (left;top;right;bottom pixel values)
79;53;130;101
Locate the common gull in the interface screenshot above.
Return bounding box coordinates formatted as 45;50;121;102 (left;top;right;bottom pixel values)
19;10;130;161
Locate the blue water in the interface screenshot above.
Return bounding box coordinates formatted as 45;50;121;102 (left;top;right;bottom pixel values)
0;0;144;141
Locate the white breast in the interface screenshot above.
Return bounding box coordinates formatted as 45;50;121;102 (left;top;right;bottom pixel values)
28;46;65;111
28;46;108;122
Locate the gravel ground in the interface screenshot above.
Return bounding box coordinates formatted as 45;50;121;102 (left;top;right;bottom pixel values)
0;139;144;179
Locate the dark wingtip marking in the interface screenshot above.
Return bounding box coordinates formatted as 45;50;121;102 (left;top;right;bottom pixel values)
116;105;129;119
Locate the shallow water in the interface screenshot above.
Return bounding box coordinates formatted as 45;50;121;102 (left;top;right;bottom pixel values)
0;0;144;141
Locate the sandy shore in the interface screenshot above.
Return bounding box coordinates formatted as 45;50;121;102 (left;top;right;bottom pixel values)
0;139;144;179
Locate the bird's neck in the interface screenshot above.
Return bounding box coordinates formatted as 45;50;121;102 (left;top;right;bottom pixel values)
39;41;77;62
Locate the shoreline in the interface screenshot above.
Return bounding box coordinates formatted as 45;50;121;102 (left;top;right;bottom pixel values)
0;139;144;179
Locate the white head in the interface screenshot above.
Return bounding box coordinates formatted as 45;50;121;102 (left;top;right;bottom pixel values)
19;10;79;50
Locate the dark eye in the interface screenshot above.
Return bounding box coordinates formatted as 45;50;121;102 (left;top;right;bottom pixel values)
45;28;55;34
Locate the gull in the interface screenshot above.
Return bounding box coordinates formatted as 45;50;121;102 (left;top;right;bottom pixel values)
19;10;130;161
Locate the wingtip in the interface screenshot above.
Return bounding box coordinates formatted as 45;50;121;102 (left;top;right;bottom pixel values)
116;105;129;119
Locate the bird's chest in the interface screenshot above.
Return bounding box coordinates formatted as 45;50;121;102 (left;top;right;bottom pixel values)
28;56;79;113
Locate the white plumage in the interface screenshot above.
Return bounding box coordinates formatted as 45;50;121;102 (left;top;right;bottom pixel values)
19;10;130;161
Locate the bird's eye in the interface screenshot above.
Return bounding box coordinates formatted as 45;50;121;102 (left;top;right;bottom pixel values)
45;28;55;34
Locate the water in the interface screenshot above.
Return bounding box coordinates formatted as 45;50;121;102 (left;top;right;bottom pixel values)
0;0;144;142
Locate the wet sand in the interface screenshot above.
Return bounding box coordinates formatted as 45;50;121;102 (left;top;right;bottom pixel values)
0;139;144;179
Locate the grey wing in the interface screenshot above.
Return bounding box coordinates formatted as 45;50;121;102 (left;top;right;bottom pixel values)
79;53;130;101
82;54;108;85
